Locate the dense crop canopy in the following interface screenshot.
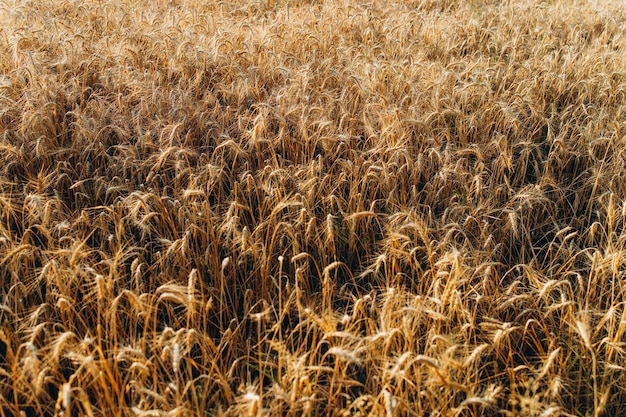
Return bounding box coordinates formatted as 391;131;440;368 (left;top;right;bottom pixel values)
1;0;626;415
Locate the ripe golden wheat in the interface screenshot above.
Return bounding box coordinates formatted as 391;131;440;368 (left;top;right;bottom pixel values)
1;0;626;415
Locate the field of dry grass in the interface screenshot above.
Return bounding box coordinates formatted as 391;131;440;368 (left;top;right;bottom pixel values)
1;0;626;415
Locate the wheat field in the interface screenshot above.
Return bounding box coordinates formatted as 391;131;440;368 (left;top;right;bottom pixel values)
1;0;625;415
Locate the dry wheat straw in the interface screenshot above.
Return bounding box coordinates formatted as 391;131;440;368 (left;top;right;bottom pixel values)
1;0;626;415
